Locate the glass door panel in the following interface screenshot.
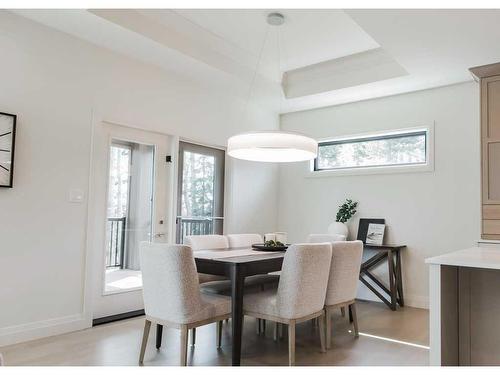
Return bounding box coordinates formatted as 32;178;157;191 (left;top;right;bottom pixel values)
104;140;154;293
176;141;225;243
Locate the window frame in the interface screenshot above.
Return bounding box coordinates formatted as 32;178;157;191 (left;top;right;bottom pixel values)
309;125;434;177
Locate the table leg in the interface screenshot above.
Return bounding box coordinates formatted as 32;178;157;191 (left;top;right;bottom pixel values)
396;251;405;306
230;264;246;366
156;324;163;349
387;250;397;311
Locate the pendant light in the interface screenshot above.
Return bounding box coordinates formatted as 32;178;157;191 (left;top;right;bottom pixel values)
227;13;318;163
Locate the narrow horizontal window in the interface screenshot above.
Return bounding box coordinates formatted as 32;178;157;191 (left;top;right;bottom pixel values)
314;130;428;171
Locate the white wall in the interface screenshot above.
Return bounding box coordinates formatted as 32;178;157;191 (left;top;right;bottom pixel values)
0;11;278;346
279;82;481;308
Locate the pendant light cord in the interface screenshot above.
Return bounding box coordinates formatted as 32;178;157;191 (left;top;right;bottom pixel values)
242;24;270;124
277;23;283;118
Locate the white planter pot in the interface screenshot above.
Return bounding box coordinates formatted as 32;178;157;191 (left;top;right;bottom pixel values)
328;221;349;238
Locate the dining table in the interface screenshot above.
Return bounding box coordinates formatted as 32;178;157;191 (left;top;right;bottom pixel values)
193;247;286;366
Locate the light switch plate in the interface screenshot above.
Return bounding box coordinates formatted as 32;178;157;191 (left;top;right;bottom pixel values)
69;188;85;203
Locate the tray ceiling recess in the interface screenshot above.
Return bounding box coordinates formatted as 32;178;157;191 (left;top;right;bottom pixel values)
282;48;408;99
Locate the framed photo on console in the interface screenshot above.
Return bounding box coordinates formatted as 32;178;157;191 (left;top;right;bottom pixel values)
357;218;385;244
366;223;386;245
0;112;17;188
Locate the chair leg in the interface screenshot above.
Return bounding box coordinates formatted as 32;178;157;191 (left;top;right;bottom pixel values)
156;324;163;349
318;314;326;353
180;325;188;366
262;319;266;334
350;303;359;338
274;322;278;341
340;307;345;317
325;308;332;349
190;328;196;346
139;319;151;364
288;322;296;366
256;318;261;334
217;320;223;348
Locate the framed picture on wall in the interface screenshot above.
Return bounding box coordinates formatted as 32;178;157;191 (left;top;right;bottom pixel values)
0;112;17;188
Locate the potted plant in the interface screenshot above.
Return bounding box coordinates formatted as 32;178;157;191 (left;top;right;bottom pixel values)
328;199;358;238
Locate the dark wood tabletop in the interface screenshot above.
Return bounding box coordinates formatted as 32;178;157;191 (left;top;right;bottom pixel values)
194;247;286;366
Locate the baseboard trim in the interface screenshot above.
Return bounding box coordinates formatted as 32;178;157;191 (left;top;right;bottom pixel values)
357;288;429;310
0;313;89;347
92;309;145;326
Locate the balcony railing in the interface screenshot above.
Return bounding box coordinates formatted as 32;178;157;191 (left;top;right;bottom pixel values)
107;217;126;268
176;217;223;244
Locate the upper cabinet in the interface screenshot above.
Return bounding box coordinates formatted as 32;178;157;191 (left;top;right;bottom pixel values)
470;63;500;240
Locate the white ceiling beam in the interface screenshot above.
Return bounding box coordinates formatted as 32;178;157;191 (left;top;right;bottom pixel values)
282;47;408;99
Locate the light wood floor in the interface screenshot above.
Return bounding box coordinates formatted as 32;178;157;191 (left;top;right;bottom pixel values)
1;300;429;366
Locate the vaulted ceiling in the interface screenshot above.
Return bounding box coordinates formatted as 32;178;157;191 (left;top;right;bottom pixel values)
12;9;500;113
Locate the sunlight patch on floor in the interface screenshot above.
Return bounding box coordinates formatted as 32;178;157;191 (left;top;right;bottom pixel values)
105;269;142;292
352;330;430;350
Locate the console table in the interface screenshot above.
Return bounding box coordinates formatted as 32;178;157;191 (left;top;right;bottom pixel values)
359;244;406;310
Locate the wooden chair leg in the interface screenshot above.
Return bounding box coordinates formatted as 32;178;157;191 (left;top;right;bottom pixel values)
318;314;326;353
217;321;223;348
325;308;332;349
139;319;151;364
190;328;196;346
274;322;279;341
180;325;188;366
340;306;345;317
256;318;261;334
350;303;359;338
288;322;296;366
262;319;266;334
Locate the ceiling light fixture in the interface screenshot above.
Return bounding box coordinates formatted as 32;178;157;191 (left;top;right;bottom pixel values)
227;13;318;163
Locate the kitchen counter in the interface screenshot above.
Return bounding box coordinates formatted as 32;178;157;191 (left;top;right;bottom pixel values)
426;244;500;366
426;246;500;270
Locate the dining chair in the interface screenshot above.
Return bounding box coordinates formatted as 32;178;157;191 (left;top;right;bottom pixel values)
185;235;229;284
243;243;333;365
322;240;363;349
308;233;347;242
308;233;348;317
226;233;262;248
139;242;231;366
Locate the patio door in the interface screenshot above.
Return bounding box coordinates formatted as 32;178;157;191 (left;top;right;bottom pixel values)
176;141;225;243
91;122;173;320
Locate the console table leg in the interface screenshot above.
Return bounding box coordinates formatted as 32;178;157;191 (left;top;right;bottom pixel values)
387;250;397;311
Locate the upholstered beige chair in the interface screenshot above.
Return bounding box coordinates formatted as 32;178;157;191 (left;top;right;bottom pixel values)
226;233;262;248
307;233;348;317
308;233;347;242
323;240;363;349
185;234;229;250
139;243;231;366
243;243;332;365
185;235;229;284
